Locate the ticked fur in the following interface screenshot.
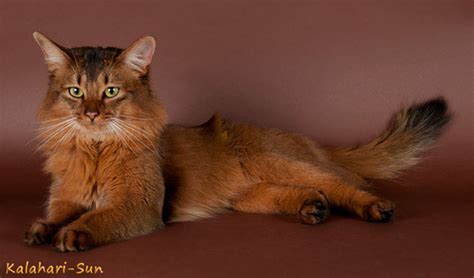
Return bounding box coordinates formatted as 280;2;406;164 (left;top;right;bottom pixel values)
162;99;450;223
26;33;451;252
26;33;167;251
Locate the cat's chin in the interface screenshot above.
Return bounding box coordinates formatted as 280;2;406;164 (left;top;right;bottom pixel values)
77;122;114;140
78;131;114;142
78;121;109;130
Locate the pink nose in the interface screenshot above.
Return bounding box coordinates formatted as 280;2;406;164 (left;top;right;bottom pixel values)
86;111;99;121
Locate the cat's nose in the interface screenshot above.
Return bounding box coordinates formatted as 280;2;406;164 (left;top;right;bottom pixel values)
85;111;99;121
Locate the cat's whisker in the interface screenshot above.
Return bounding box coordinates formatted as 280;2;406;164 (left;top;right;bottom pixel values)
114;125;138;156
113;122;148;151
35;125;72;151
113;118;156;140
35;119;75;138
35;119;67;125
51;124;76;154
118;115;157;121
27;119;75;146
115;126;155;147
114;118;155;137
114;120;157;151
113;120;156;153
121;111;156;118
36;115;74;124
109;122;138;156
35;121;76;151
36;118;75;131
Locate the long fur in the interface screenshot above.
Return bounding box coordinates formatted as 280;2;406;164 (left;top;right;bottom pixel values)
326;98;451;179
161;98;450;224
27;33;452;252
26;33;167;252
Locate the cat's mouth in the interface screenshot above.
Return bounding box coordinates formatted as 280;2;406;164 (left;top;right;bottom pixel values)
77;119;112;132
75;123;116;141
80;121;103;127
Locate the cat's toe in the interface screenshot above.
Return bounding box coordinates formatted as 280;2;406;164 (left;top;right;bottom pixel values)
54;228;93;252
25;221;57;246
298;195;330;225
364;199;395;223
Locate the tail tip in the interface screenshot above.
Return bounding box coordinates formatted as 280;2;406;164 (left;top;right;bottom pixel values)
420;96;448;114
407;96;451;131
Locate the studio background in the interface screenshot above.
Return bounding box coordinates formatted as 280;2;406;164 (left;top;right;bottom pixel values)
0;0;472;277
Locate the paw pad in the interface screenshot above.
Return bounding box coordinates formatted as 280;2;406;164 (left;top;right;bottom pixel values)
54;228;93;252
25;221;57;245
299;198;330;225
365;200;395;223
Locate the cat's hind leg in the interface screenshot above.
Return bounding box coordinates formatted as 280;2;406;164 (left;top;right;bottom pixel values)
243;154;395;222
232;182;330;224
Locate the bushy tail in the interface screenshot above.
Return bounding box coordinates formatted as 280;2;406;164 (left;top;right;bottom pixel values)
326;97;451;180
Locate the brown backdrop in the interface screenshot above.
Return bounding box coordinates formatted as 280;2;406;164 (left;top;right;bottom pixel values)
0;1;472;277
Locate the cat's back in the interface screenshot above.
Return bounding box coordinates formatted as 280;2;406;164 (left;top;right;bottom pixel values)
162;113;327;164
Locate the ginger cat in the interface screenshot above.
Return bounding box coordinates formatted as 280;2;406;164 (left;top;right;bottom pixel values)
25;33;166;251
26;33;450;252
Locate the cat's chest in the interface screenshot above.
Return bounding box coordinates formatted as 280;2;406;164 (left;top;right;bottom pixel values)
48;145;121;209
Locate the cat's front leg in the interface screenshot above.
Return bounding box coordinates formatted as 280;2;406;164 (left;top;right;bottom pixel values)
25;220;58;246
25;199;86;246
54;202;163;252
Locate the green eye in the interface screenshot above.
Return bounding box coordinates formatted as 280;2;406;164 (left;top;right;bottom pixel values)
104;87;120;98
68;87;83;98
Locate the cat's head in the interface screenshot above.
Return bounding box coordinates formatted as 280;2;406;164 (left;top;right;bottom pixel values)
34;32;166;150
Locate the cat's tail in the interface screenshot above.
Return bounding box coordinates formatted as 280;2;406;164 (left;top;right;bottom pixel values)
325;97;451;180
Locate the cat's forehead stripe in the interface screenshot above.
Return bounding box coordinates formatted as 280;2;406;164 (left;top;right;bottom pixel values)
84;48;104;81
70;47;122;82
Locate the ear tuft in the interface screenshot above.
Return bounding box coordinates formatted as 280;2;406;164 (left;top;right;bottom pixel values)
33;32;70;71
121;36;156;74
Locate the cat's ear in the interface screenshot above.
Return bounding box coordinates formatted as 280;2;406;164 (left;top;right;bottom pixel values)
119;36;156;75
33;32;71;72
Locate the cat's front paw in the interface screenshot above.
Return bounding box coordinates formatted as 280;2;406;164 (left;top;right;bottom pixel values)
364;199;395;223
25;220;58;246
54;228;94;252
298;191;330;224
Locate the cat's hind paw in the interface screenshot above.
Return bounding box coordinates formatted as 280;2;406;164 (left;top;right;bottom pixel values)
298;192;330;225
364;199;395;223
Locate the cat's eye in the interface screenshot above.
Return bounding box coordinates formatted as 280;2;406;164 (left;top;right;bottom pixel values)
104;87;120;98
68;87;83;98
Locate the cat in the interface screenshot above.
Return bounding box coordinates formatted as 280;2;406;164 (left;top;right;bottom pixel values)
26;32;451;252
25;32;167;252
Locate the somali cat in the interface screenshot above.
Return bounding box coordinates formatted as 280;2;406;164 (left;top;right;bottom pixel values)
26;33;450;252
25;32;166;251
